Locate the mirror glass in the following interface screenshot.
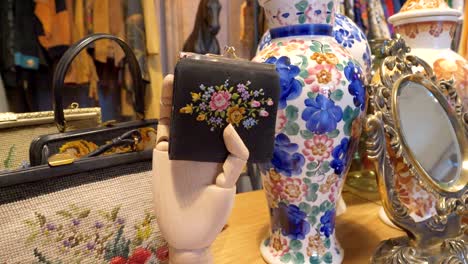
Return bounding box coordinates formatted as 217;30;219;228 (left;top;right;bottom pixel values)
397;80;461;184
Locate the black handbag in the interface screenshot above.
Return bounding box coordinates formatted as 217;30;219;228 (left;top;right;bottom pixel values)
0;34;168;263
29;34;157;166
169;52;280;163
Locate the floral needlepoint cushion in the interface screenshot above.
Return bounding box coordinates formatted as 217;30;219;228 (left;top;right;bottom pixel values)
170;55;280;163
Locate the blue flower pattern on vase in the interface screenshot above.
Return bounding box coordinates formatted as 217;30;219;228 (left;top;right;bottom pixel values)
335;14;364;42
319;209;336;238
265;56;303;109
273;202;311;240
302;94;343;134
271;133;306;176
330;137;349;175
259;32;272;51
333;14;371;77
253;2;369;262
334;28;355;48
344;62;366;110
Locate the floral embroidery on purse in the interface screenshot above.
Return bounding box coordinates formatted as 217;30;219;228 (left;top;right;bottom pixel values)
179;79;274;131
25;205;169;263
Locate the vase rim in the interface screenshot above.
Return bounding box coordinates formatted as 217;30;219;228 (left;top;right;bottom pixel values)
389;9;462;26
270;24;333;39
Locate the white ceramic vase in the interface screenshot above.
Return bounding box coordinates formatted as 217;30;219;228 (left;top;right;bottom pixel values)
389;0;467;108
253;1;366;263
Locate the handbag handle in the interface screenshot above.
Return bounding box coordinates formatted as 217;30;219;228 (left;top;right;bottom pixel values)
83;129;142;158
53;33;145;132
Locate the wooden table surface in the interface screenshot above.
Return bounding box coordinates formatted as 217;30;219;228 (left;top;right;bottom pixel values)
212;190;405;264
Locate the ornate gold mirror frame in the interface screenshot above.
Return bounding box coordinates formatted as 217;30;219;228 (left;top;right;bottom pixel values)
366;36;468;263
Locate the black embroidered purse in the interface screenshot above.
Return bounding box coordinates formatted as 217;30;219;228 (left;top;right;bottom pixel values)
169;52;280;163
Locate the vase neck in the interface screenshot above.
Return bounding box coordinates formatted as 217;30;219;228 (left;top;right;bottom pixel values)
270;24;333;39
260;0;336;29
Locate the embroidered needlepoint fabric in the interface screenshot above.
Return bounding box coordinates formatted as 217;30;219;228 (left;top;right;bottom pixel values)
170;58;280;163
0;162;169;263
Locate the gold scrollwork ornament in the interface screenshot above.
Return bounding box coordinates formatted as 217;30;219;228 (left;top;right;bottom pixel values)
367;36;468;263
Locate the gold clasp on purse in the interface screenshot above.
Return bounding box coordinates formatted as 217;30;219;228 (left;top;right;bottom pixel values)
179;46;244;61
221;46;238;59
48;153;76;167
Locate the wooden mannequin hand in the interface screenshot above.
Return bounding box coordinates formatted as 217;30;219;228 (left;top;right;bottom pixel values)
152;75;249;264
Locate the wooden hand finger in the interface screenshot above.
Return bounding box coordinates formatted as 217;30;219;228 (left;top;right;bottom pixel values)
216;124;249;188
156;75;174;150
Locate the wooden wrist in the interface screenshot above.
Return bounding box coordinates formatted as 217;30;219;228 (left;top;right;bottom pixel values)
169;246;213;264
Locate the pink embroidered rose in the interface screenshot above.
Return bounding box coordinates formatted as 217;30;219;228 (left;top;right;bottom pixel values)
251;100;261;107
209;91;231;111
260;110;269;117
278;177;308;203
267;99;274;106
276;110;287;133
302;135;334;162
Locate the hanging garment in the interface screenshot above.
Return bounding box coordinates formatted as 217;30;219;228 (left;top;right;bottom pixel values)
0;76;9;112
125;0;148;80
393;0;402;13
380;0;389;20
384;0;395;17
0;0;15;77
240;1;247;44
345;0;355;21
1;0;46;85
368;0;391;40
35;0;72;60
353;0;366;31
92;0;125;65
108;0;125;65
84;0;94;36
1;0;50;113
14;0;44;71
94;59;123;121
384;0;395;34
142;0;163;119
64;0;100;100
93;0;110;63
122;0;149;117
257;4;268;44
240;0;256;58
359;0;370;36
